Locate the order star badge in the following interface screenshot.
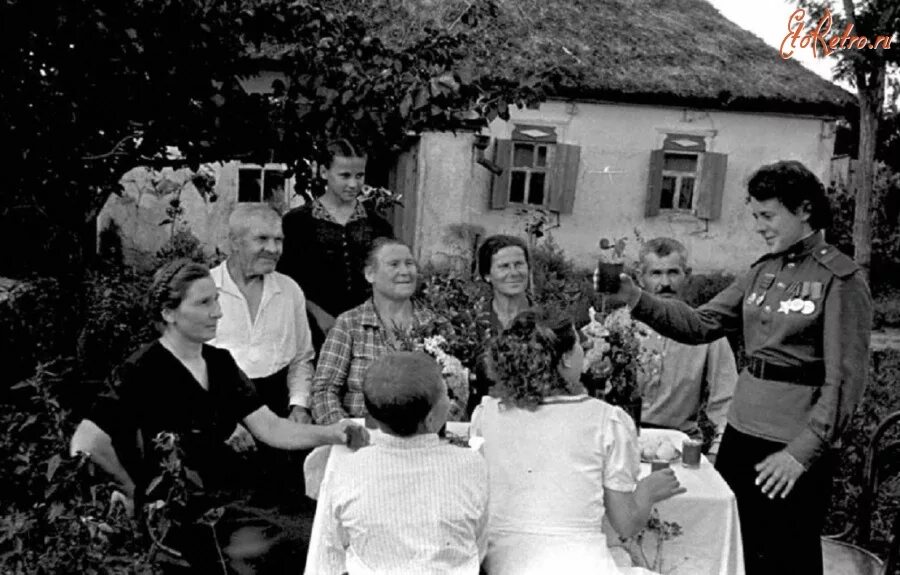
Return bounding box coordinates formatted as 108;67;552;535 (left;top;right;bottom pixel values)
778;300;792;314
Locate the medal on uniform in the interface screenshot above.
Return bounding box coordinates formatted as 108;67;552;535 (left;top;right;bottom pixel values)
756;274;775;306
801;300;815;314
800;282;811;299
789;299;804;312
778;300;792;314
746;292;757;305
810;282;823;300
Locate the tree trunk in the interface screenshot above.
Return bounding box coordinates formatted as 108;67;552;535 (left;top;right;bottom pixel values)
852;65;885;286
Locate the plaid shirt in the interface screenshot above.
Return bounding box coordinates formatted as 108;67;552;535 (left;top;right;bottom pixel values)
311;299;433;424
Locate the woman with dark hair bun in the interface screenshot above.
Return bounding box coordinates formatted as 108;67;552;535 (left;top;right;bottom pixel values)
467;234;534;414
71;258;364;570
472;309;684;574
603;160;873;574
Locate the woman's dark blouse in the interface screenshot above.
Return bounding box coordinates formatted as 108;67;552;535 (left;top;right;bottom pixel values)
278;201;394;318
89;341;263;497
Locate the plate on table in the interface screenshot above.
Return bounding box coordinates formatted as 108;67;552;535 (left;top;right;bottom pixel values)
639;434;682;464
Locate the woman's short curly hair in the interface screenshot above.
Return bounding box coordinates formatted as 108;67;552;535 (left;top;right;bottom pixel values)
485;308;578;410
747;160;831;230
147;258;211;333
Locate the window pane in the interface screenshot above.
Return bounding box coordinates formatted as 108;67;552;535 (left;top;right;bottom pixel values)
660;176;676;209
510;171;526;203
678;177;695;209
513;143;534;168
663;153;698;173
528;172;545;205
263;170;285;203
536;146;548;168
238;169;262;202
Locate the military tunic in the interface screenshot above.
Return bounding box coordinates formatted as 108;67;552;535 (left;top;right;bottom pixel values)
632;232;871;574
631;231;872;466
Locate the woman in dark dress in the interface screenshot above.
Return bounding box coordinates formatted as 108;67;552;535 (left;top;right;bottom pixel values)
71;259;365;571
466;234;534;415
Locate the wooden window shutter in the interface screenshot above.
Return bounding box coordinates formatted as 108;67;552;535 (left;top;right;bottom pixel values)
645;149;664;217
695;152;727;220
490;139;512;209
548;144;580;214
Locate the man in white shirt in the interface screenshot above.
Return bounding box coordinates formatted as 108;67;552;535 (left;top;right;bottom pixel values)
321;352;489;574
635;237;738;461
210;203;316;425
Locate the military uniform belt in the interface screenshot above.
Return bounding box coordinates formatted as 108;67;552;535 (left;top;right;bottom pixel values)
747;357;824;386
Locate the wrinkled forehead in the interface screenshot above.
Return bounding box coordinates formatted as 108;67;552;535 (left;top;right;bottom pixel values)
241;214;283;237
374;243;413;264
641;252;686;273
492;245;528;265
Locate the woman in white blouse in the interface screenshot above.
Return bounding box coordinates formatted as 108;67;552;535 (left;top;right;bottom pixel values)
471;309;685;574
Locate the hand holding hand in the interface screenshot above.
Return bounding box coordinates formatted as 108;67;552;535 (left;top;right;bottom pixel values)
637;468;686;505
330;420;370;449
288;405;313;424
755;450;805;499
225;423;257;453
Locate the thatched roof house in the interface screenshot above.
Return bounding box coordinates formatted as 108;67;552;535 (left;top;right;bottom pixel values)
327;0;854;117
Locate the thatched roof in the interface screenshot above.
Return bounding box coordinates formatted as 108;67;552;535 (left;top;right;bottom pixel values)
323;0;855;118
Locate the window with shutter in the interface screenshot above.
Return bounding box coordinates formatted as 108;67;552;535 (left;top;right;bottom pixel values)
489;125;580;214
644;135;727;221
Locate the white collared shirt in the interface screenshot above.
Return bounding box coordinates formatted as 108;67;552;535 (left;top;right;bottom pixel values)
322;434;489;574
209;262;315;408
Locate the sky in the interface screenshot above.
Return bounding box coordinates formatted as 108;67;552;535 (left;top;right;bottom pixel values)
706;0;851;89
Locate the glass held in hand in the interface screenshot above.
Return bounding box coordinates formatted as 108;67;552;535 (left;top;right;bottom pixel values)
595;261;624;293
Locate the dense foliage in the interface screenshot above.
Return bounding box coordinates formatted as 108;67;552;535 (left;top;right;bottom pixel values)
1;0;545;277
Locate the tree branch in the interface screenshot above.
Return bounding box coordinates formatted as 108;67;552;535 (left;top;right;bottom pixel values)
82;133;141;161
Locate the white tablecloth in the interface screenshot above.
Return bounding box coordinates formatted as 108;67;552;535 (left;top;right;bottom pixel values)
606;428;745;575
304;425;744;575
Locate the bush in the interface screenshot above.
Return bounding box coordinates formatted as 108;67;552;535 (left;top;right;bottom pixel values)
0;363;159;574
827;163;900;294
827;348;900;556
530;236;596;324
682;272;736;308
873;289;900;331
0;277;83;393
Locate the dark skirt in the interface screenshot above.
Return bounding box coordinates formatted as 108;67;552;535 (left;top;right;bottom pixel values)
715;425;834;575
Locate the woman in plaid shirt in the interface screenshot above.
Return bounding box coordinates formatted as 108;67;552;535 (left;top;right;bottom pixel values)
311;238;433;424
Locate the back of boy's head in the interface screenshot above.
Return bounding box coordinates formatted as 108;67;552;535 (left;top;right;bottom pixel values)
363;351;443;437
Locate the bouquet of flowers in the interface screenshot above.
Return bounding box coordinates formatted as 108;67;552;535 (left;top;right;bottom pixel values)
389;324;472;422
422;335;470;422
581;306;660;407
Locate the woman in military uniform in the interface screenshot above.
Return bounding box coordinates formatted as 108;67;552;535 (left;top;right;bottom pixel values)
601;160;872;574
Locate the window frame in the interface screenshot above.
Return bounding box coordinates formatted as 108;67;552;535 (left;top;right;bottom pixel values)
236;162;294;205
507;141;555;208
659;151;700;213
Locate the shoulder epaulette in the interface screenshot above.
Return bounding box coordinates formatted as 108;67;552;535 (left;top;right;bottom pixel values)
812;245;859;278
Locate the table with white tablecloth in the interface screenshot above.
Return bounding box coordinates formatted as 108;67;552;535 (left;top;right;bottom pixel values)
606;428;745;575
303;424;744;575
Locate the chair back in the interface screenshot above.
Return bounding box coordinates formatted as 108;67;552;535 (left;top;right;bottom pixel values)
856;411;900;547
